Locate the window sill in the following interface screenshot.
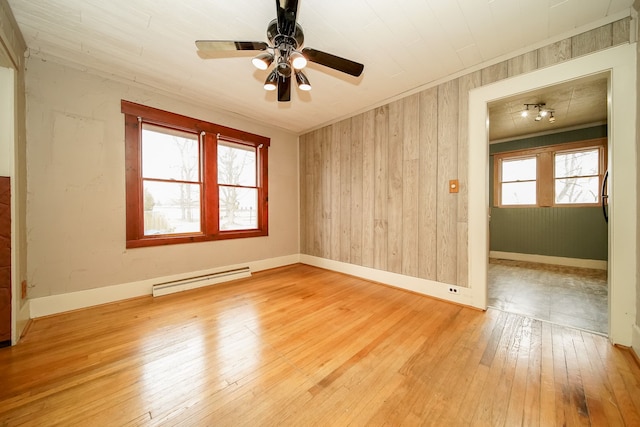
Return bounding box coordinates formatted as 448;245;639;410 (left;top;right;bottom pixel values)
126;229;268;249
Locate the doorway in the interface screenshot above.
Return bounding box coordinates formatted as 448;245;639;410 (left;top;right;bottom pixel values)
485;75;609;335
467;44;637;346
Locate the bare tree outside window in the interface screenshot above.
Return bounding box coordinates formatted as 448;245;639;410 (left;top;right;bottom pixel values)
174;136;199;222
555;148;599;204
141;124;201;235
122;100;270;247
217;141;258;230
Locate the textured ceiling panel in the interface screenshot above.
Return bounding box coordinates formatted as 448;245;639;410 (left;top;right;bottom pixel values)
7;0;632;134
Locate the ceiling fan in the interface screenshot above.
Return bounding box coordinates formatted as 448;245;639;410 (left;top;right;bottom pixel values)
195;0;364;102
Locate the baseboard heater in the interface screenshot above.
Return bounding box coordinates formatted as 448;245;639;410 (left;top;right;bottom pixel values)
152;267;251;297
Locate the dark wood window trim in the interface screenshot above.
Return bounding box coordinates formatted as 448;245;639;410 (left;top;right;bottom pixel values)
122;100;270;248
493;138;607;208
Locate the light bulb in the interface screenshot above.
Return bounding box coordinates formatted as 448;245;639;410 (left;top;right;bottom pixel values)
290;51;307;70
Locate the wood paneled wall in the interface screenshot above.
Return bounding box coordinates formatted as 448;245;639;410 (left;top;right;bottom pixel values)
300;18;630;287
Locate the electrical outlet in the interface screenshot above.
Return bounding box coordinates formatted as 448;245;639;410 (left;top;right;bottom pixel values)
448;287;459;294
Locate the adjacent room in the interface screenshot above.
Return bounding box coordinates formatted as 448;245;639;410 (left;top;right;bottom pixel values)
1;0;639;425
487;74;610;335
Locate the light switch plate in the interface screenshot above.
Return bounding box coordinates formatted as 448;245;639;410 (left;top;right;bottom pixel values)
449;179;459;193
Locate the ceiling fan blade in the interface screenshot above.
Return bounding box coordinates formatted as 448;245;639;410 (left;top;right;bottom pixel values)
302;48;364;77
277;75;291;102
275;0;299;37
195;40;269;52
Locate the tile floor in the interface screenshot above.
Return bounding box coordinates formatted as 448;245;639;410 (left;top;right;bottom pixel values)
487;258;608;335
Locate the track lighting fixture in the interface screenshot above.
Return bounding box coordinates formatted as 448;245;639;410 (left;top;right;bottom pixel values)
522;103;555;124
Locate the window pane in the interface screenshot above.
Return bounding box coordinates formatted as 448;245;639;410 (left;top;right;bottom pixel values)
143;181;201;235
502;157;536;182
219;186;258;231
555;149;598;178
555;177;599;204
142;124;199;182
218;141;256;186
501;182;536;205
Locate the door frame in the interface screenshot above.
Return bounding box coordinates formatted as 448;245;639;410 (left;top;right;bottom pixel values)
0;65;16;344
467;43;637;346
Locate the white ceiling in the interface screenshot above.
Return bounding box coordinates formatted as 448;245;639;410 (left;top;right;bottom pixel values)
6;0;633;134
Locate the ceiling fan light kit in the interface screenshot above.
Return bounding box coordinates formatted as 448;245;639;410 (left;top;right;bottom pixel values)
264;69;278;91
252;52;274;70
289;51;307;70
195;0;364;102
295;70;311;91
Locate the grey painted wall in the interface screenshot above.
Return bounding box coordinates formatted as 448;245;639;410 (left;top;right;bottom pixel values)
489;125;608;260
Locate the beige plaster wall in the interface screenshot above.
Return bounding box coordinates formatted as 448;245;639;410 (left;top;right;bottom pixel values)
25;58;299;299
0;0;27;337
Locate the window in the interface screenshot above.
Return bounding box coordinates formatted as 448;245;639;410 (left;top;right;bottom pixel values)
499;156;537;205
554;148;600;204
122;100;269;248
142;124;201;236
493;138;606;208
217;140;259;231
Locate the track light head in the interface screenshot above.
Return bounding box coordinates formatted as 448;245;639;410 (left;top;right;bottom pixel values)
523;103;554;123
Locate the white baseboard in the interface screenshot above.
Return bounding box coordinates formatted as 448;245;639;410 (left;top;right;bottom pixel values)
633;324;640;363
490;251;608;270
29;254;300;319
300;255;480;309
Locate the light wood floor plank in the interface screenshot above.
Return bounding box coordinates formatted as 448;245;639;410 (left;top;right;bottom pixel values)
1;264;639;426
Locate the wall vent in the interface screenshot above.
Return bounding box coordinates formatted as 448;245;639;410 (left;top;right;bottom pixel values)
152;267;251;297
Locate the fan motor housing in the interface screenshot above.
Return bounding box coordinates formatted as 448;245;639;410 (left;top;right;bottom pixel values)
267;19;304;49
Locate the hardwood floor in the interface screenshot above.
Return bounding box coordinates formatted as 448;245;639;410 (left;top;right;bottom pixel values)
1;264;639;426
